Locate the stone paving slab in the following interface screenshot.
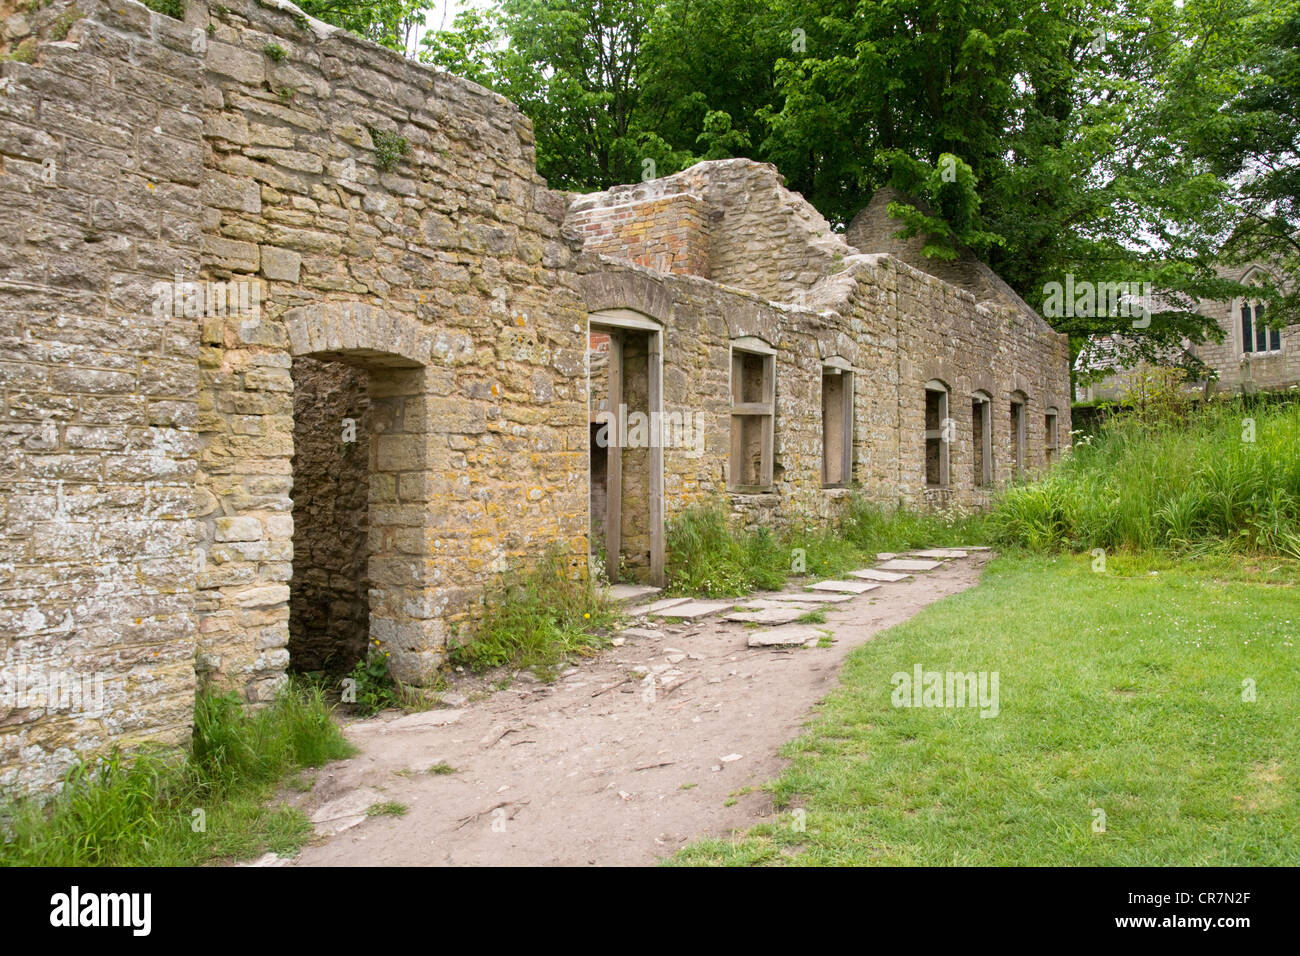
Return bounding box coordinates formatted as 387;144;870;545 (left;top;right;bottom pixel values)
627;596;691;616
655;600;736;619
765;591;854;603
608;584;662;603
368;709;465;733
875;552;899;561
725;606;812;625
952;545;992;551
311;787;386;837
619;627;662;640
747;625;826;648
808;579;880;594
877;558;942;572
731;599;820;612
910;549;968;559
850;568;910;582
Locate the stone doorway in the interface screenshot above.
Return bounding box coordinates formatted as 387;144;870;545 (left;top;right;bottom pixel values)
588;311;665;586
283;306;441;686
288;356;371;677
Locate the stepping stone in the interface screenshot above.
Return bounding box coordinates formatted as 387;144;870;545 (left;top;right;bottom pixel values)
383;708;465;732
732;599;819;612
952;545;991;551
348;709;465;734
910;549;967;559
311;787;385;836
850;568;910;583
808;579;880;594
877;558;942;572
725;607;811;625
619;627;661;640
627;596;690;616
875;552;899;561
747;625;826;648
656;600;735;619
765;592;854;603
607;584;662;603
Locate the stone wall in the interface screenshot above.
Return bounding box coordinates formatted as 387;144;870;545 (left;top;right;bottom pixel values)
0;0;591;793
0;0;204;792
575;251;1071;542
192;0;590;698
1189;263;1299;394
1077;262;1298;401
569;162;1072;537
567;192;709;278
0;0;1072;795
568;159;846;303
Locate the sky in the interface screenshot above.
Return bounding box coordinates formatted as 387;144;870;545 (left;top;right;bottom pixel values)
407;0;488;57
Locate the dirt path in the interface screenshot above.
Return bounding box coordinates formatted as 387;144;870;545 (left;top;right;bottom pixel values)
279;552;990;866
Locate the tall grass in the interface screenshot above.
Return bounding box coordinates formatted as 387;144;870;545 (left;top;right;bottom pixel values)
447;544;617;675
665;500;987;597
665;504;789;595
0;679;353;866
988;400;1300;555
191;681;353;792
839;497;987;554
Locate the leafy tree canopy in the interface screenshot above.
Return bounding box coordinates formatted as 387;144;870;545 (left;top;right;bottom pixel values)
297;0;433;53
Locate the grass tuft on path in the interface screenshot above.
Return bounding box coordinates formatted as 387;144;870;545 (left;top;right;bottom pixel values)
447;544;618;677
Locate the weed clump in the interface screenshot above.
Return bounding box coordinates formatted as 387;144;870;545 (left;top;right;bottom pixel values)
0;680;353;866
664;503;787;596
143;0;186;20
448;545;615;676
368;127;409;171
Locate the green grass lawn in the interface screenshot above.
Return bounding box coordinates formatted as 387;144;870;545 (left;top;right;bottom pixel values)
675;551;1300;865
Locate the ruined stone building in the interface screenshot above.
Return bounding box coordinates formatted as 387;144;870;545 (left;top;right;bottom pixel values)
0;0;1070;793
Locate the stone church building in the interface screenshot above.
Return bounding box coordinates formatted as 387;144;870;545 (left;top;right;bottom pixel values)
0;0;1070;792
1076;261;1299;402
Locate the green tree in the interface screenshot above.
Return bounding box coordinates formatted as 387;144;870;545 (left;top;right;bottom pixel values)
422;0;661;190
298;0;434;53
637;0;784;167
1205;1;1300;326
417;4;501;86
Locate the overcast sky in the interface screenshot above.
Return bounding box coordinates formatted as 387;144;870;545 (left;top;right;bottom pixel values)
407;0;488;57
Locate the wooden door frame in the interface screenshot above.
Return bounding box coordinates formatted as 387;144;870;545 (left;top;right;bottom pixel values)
589;309;665;587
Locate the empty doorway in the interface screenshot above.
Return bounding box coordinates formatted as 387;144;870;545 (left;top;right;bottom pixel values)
588;310;664;586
